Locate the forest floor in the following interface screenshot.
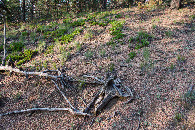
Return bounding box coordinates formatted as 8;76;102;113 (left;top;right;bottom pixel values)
0;6;194;129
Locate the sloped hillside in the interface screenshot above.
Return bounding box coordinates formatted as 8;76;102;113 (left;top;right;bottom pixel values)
0;6;194;129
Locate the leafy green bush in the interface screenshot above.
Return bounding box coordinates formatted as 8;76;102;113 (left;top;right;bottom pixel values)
60;29;82;44
71;18;85;27
21;31;28;36
109;20;125;40
7;49;37;66
44;28;68;38
36;24;51;33
63;18;72;24
9;42;24;52
45;45;54;54
115;13;122;18
110;21;124;35
129;52;136;59
37;41;46;53
113;33;125;40
75;42;82;51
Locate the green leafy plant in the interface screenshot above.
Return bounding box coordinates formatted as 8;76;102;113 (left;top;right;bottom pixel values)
21;31;28;36
63;18;72;24
109;63;115;72
84;30;93;40
170;63;174;70
75;42;82;52
60;51;71;64
115;13;122;18
129;37;134;43
134;31;153;49
140;48;153;72
127;51;136;62
152;24;157;29
37;41;46;53
60;29;82;44
100;49;106;57
9;42;24;52
175;113;182;122
84;50;93;59
45;45;54;54
16;49;37;66
177;55;185;63
71;18;85;27
110;21;124;35
165;30;172;38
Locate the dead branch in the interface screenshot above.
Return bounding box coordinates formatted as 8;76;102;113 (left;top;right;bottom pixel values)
0;107;90;117
0;65;134;117
51;79;75;110
0;66;59;79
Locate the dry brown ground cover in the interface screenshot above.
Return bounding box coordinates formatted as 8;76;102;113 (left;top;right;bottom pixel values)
0;6;195;129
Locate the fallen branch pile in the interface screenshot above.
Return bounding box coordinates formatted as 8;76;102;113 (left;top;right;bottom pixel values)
0;65;134;117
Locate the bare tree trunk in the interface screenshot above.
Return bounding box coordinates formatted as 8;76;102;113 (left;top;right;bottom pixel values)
30;0;34;21
22;0;25;21
170;0;181;9
2;15;6;66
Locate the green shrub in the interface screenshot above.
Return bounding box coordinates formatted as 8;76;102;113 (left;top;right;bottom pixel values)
127;52;136;62
71;18;85;27
45;45;54;54
75;42;82;51
9;42;24;52
165;30;172;38
7;49;37;66
115;13;122;18
21;31;28;36
134;31;153;49
37;41;46;53
106;40;115;46
113;33;125;40
109;63;115;72
110;21;124;35
60;29;82;44
129;52;136;59
84;50;93;59
63;18;72;24
17;49;37;65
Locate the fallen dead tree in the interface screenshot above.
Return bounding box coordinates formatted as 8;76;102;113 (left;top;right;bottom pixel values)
0;65;134;117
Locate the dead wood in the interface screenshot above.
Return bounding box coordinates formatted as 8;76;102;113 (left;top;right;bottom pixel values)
0;107;90;117
0;66;134;117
